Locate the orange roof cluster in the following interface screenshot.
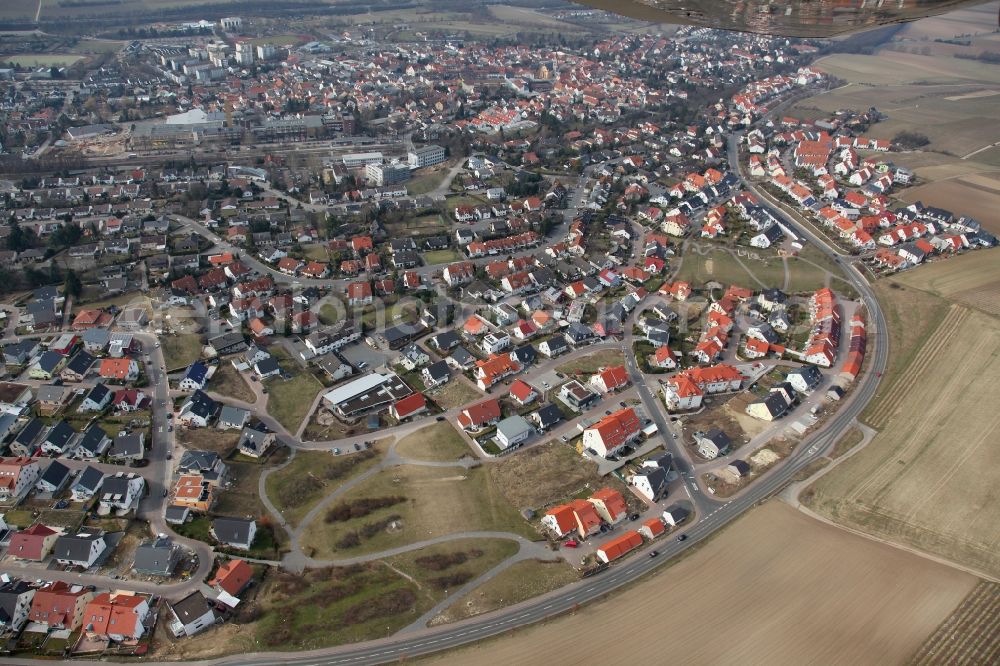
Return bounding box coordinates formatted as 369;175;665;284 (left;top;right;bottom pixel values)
476;354;521;388
597;530;643;562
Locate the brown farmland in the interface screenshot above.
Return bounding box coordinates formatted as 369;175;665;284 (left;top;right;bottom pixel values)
424;502;975;666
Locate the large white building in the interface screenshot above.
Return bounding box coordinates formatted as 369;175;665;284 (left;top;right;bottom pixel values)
321;372;412;417
408;145;446;169
366;163;411;186
342;152;384;168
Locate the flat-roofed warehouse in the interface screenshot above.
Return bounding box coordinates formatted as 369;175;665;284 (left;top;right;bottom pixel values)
321;372;412;418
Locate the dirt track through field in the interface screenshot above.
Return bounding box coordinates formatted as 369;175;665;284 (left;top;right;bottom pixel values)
425;502;975;666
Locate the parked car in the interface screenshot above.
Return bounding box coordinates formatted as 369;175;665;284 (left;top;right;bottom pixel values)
563;540;578;548
435;416;445;422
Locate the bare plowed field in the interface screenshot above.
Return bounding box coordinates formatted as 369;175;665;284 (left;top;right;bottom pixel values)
424;502;975;666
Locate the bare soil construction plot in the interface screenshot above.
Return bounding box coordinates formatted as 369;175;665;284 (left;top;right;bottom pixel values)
807;254;1000;578
425;502;975;666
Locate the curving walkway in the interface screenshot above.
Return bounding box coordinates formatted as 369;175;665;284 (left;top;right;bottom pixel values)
251;433;557;632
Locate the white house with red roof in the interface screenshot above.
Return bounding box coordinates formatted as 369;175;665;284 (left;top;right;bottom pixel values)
390;393;428;422
589;365;630;394
508;380;538;406
582;408;642;458
588;487;627;525
456;399;501;432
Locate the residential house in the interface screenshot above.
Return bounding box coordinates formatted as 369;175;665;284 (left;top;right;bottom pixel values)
168;591;217;637
211;518;257;550
71;467;104;501
456;399;502;432
0;579;36;634
495;415;533;450
41;421;77;456
36;460;72;494
531;403;563;432
0;457;41;503
596;530;643;563
108;432;145;462
53;528;107;569
98;358;139;383
588;487;628;525
177;390;218;428
695;428;732;460
237;425;276;458
82;592;149;641
390;393;428;422
217;405;250;431
177;450;227;485
173;475;215;513
508;380;538;406
28;351;68;380
60;351;95;383
421;360;451;388
133;536;181;577
582;408;641;458
179;361;209;391
73;425;111;459
589;365;630;394
98;472;145;513
209;558;254;597
27;582;94;631
9;524;59;561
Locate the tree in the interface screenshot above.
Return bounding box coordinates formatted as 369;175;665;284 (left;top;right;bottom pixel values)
64;269;82;300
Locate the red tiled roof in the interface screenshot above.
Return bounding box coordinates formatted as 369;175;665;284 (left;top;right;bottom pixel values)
209;559;253;596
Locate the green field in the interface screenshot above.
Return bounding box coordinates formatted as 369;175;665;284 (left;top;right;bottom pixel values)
432;558;578;625
264;369;324;434
386;538;520;605
265;447;383;528
423;248;462;265
0;54;83;67
300;465;536;558
394;421;470;462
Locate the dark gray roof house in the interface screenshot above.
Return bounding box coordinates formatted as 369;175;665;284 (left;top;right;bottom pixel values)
36;460;72;493
211;518;256;550
423;360;450;385
237;425;274;457
42;420;77;453
71;466;105;499
133;536;181;576
533;403;563;431
52;528;106;568
208;332;248;356
62;351;95;379
11;418;46;456
510;344;537;367
74;424;111;458
165;505;191;525
108;432;145;460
